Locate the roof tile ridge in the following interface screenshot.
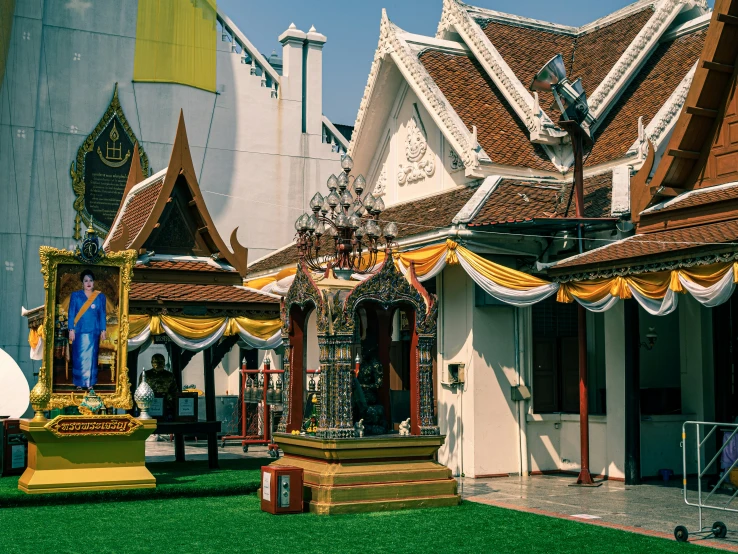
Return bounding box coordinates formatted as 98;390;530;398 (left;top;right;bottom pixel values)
587;0;704;130
453;175;502;224
102;166;169;251
642;180;738;214
552;232;637;268
436;0;568;160
628;60;698;165
247;241;298;269
349;9;483;178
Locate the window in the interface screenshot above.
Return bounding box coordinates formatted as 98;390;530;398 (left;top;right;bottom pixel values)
532;297;579;413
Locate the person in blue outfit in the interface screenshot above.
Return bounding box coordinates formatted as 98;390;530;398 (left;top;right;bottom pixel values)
67;269;107;389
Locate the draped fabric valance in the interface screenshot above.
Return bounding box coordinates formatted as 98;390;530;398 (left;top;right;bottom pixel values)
126;315;283;352
245;239;738;315
28;314;282;360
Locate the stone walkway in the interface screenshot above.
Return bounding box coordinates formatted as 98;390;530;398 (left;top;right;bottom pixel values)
145;437;270;463
460;474;738;550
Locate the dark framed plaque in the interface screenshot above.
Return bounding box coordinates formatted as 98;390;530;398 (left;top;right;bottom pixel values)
176;393;199;422
70;83;149;239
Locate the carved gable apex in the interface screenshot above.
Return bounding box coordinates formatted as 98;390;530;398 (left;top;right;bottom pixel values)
349;10;484;179
104;111;249;277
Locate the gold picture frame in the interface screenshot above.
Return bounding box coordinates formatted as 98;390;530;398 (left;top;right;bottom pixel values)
37;246;136;410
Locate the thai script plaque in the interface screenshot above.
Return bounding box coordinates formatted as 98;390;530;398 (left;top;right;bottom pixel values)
45;415;142;437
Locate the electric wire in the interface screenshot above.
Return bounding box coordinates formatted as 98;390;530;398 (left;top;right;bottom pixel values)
200;188;738;249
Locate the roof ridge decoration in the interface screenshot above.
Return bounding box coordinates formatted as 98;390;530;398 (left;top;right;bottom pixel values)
436;0;564;148
348;10;484;178
104;111;249;278
628;60;698;164
449;0;660;36
586;0;703;130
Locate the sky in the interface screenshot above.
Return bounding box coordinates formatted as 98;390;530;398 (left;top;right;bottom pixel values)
218;0;713;126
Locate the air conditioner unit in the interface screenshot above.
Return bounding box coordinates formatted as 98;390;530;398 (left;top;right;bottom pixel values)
447;363;465;385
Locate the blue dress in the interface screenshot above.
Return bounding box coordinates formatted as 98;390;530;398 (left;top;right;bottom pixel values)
67;289;107;388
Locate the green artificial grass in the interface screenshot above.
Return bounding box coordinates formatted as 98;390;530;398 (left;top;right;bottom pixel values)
0;458;263;508
1;494;696;554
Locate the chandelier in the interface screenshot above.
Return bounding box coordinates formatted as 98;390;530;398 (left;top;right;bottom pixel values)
295;154;397;278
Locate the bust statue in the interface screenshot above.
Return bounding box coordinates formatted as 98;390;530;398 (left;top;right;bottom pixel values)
138;353;177;412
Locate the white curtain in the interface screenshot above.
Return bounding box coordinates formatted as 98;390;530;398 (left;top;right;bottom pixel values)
30;337;44;361
573;294;620;313
629;287;678;316
679;269;735;308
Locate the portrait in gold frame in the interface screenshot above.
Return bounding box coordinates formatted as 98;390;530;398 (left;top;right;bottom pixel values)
36;246;136;410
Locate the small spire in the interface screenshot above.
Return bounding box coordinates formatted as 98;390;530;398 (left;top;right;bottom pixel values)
309;25;316;32
289;22;296;29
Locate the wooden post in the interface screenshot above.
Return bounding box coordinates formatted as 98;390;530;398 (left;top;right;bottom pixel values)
203;346;218;469
170;344;185;463
624;300;641;485
576;304;594;485
408;311;421;436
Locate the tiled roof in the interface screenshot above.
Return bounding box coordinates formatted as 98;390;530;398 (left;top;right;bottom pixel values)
552;219;738;271
477;8;653;121
130;283;279;304
469;173;612;226
643;182;738;216
135;259;236;273
109;176;165;247
418;50;554;171
248;185;479;274
587;28;706;166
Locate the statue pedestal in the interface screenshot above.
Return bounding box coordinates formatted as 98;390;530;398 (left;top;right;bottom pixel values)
271;433;460;515
19;416;157;494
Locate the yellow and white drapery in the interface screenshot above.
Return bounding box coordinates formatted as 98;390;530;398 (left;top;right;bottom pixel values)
244;239;738;316
557;263;738;316
127;315;282;352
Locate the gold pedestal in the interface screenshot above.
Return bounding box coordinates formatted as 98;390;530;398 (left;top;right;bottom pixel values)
271;433;460;515
19;416;157;494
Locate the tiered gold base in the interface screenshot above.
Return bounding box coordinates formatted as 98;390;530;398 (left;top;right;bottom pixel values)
271;433;460;515
19;418;157;494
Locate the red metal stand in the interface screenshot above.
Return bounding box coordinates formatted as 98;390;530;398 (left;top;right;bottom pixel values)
220;358;284;454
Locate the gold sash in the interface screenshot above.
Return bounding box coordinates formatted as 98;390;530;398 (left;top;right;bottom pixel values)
73;291;101;327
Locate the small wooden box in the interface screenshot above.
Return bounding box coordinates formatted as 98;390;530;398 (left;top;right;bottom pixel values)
260;465;303;514
175;393;199;422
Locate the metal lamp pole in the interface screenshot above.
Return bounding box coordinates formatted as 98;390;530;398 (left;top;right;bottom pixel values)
559;120;599;487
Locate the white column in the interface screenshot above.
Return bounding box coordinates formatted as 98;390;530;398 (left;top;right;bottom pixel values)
304;26;327;136
604;302;626;480
277;24;306;102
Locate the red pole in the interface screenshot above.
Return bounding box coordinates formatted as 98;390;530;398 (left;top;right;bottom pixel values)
576;304;594;485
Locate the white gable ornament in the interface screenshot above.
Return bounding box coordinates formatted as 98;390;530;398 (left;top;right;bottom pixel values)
374;168;387;196
398;118;435;186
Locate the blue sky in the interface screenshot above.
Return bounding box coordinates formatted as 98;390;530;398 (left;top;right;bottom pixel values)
218;0;713;126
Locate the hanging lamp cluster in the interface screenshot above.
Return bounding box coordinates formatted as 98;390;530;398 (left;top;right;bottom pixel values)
294;154;397;278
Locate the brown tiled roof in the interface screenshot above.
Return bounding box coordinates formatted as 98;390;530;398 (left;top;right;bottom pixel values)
552;219;738;272
248;185;479;274
587;29;706;166
418;50;554;171
130;282;278;304
135;259;236;273
644;184;738;216
109;177;165;247
478;9;652;121
469;173;612;226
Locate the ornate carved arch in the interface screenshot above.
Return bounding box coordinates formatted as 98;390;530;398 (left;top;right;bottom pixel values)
339;257;430;334
281;262;324;335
